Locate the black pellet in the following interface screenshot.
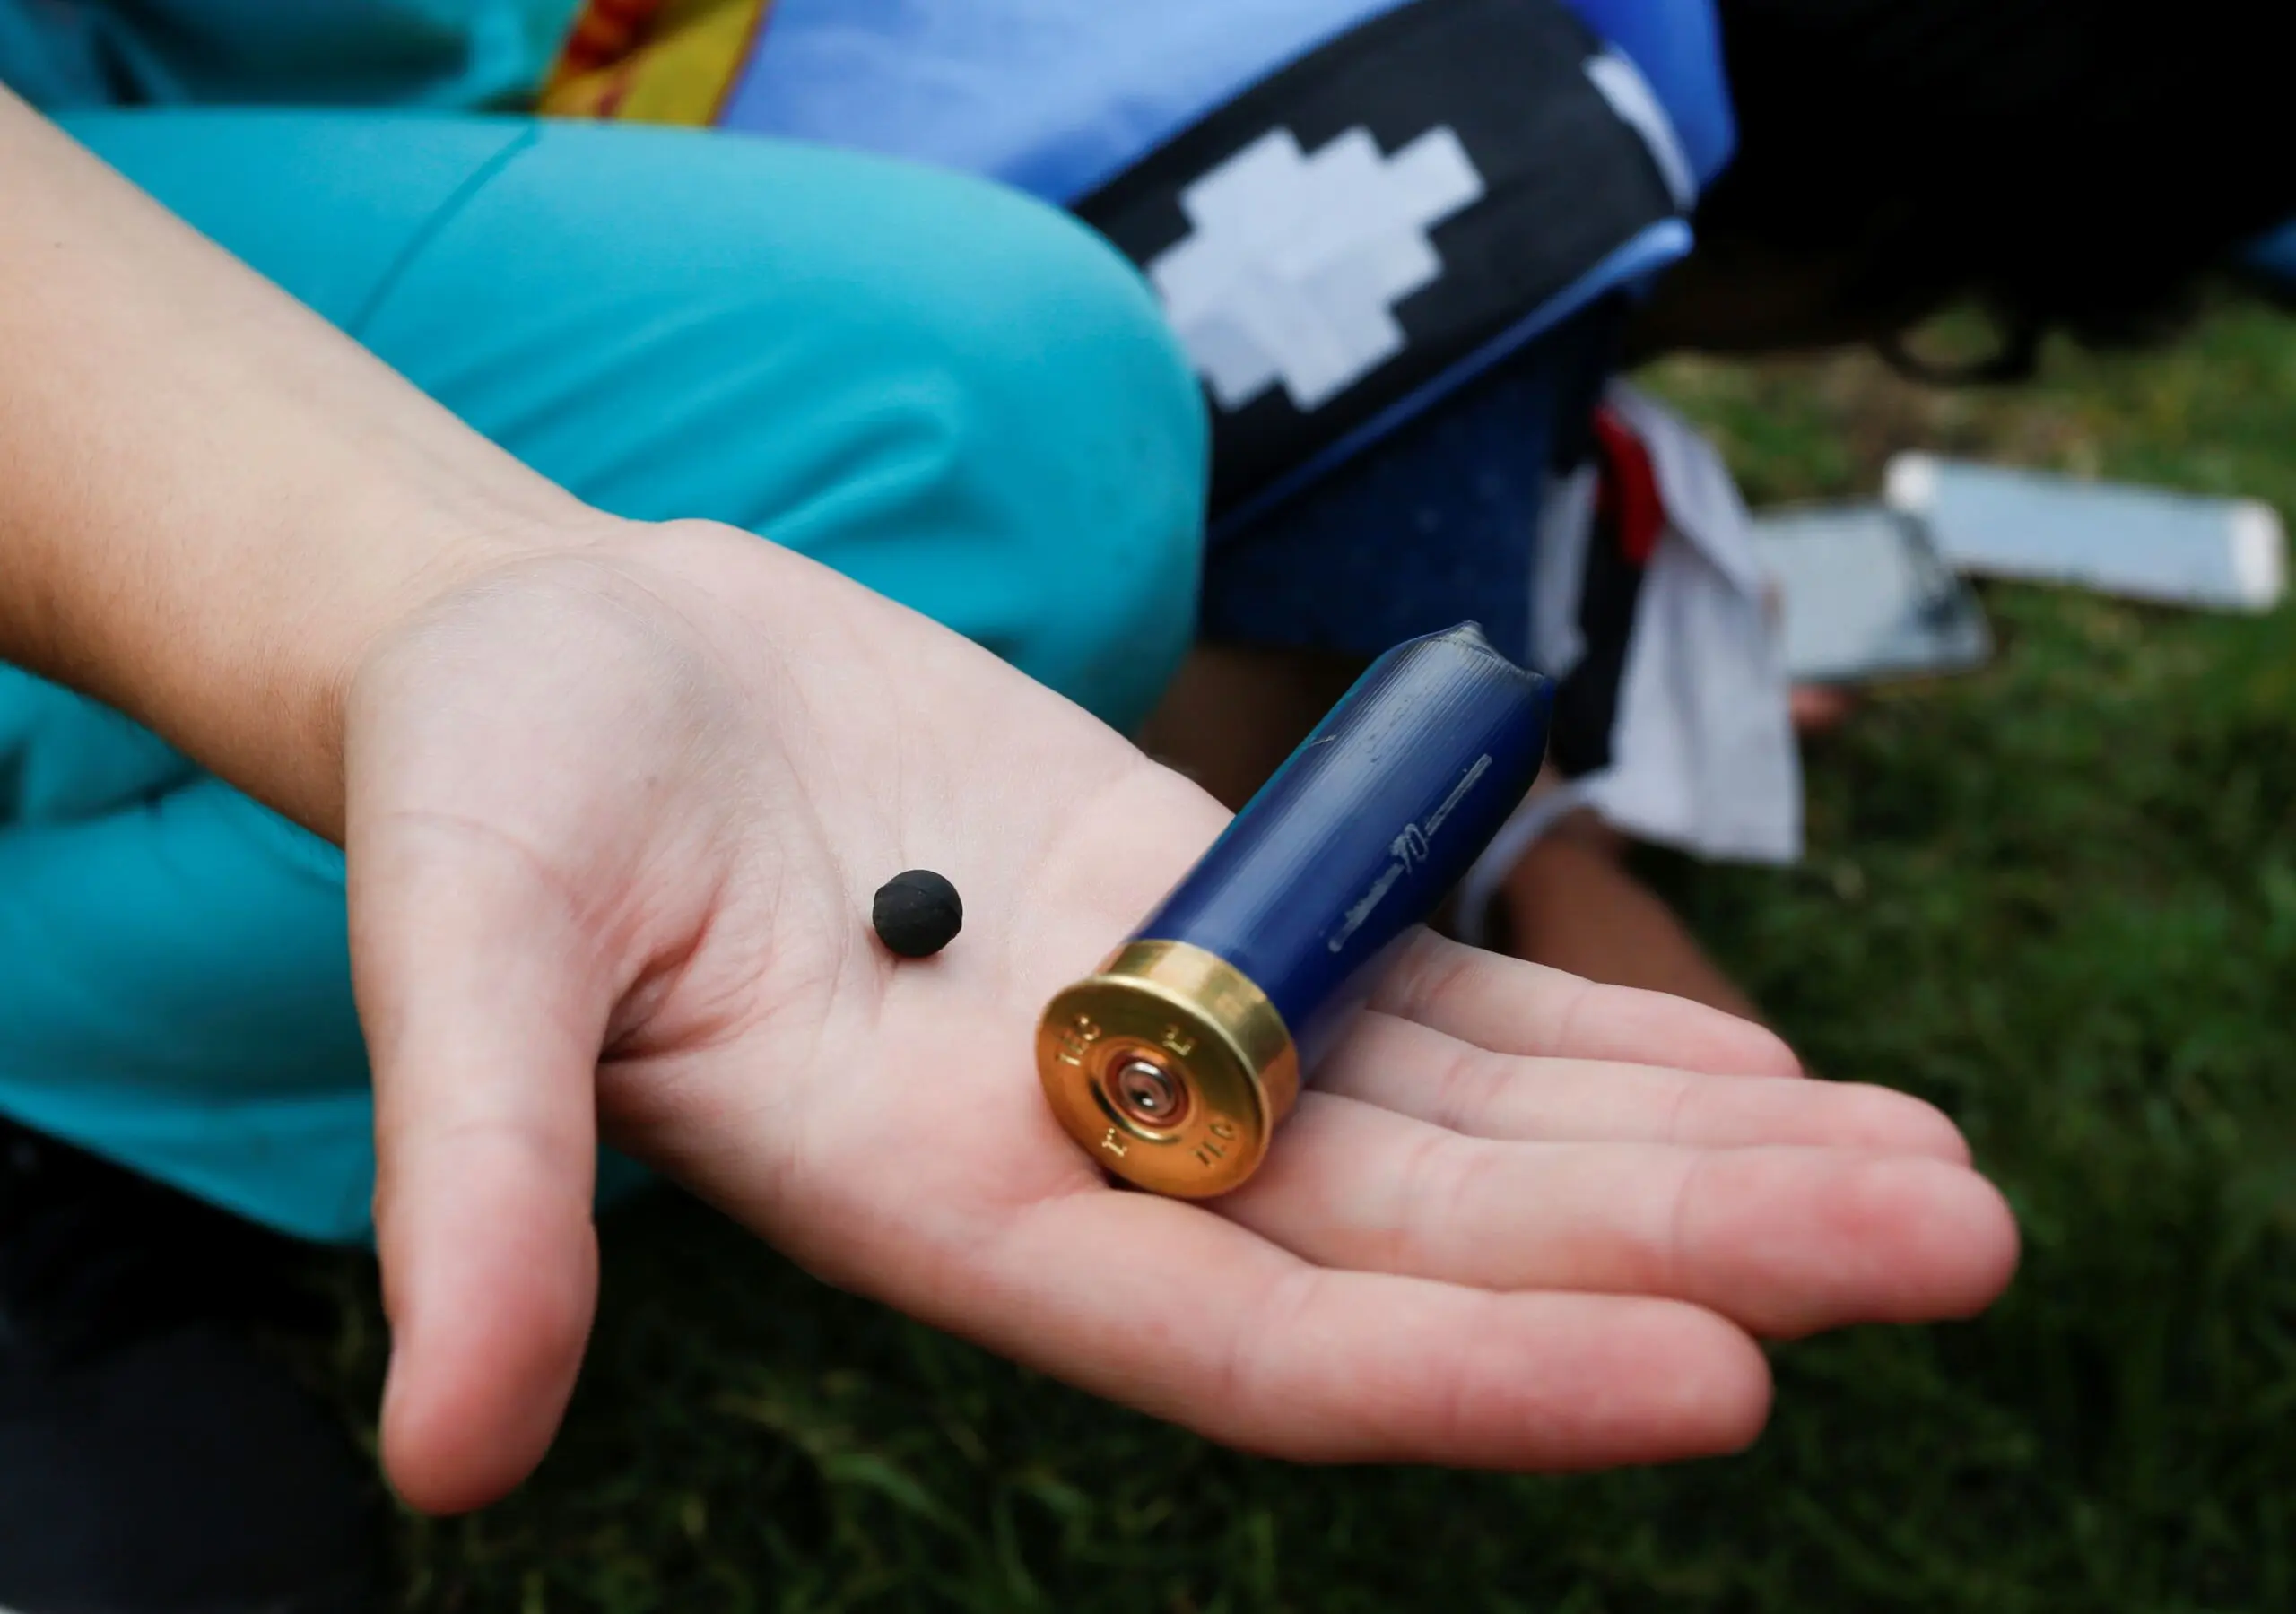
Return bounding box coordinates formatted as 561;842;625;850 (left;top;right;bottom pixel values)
872;869;963;959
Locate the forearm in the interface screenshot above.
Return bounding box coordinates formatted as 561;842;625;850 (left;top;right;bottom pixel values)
0;88;596;836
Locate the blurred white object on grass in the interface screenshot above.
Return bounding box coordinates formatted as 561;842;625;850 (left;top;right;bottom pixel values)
1884;454;2287;613
1750;505;1992;687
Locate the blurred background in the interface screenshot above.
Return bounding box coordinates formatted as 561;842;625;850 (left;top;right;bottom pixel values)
301;297;2296;1611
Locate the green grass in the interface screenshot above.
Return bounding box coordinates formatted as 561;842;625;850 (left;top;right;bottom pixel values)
344;305;2296;1611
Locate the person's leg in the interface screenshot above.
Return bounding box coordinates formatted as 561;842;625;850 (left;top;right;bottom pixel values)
1492;811;1766;1023
1139;643;1365;810
67;111;1206;734
0;1109;385;1614
0;111;1206;1242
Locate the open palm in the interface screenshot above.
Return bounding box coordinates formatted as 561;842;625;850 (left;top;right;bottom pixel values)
345;519;2017;1514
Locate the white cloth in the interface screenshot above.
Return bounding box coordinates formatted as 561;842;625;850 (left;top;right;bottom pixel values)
1456;383;1801;943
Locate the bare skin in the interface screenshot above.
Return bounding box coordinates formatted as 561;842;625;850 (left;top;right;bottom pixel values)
3;89;2018;1516
1136;641;1364;807
1497;815;1767;1024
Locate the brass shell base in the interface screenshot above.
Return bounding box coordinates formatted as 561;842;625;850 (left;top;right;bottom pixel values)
1036;940;1299;1198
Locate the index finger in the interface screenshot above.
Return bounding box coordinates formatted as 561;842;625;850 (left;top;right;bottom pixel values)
1374;933;1804;1079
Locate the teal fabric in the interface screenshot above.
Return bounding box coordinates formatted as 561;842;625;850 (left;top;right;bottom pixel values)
0;111;1208;1242
0;1;581;110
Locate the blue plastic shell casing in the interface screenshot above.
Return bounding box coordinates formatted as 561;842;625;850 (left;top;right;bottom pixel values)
1036;622;1553;1196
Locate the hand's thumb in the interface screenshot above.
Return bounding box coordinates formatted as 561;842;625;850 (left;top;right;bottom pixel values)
349;811;611;1514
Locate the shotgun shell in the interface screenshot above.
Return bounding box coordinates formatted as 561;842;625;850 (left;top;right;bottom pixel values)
1037;622;1555;1196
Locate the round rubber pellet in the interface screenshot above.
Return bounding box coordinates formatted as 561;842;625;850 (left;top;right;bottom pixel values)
872;869;963;959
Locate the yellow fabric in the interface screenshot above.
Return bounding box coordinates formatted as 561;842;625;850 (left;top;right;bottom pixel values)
538;0;770;123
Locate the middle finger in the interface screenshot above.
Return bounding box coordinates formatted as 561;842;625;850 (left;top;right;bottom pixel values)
1319;1011;1970;1161
1218;1093;2019;1339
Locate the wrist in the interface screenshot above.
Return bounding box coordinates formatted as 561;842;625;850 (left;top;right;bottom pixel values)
279;481;631;841
15;462;622;845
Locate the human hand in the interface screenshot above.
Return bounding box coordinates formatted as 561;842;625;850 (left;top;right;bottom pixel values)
345;519;2018;1514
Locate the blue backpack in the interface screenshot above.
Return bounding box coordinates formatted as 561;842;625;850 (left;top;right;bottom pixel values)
718;0;1737;662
